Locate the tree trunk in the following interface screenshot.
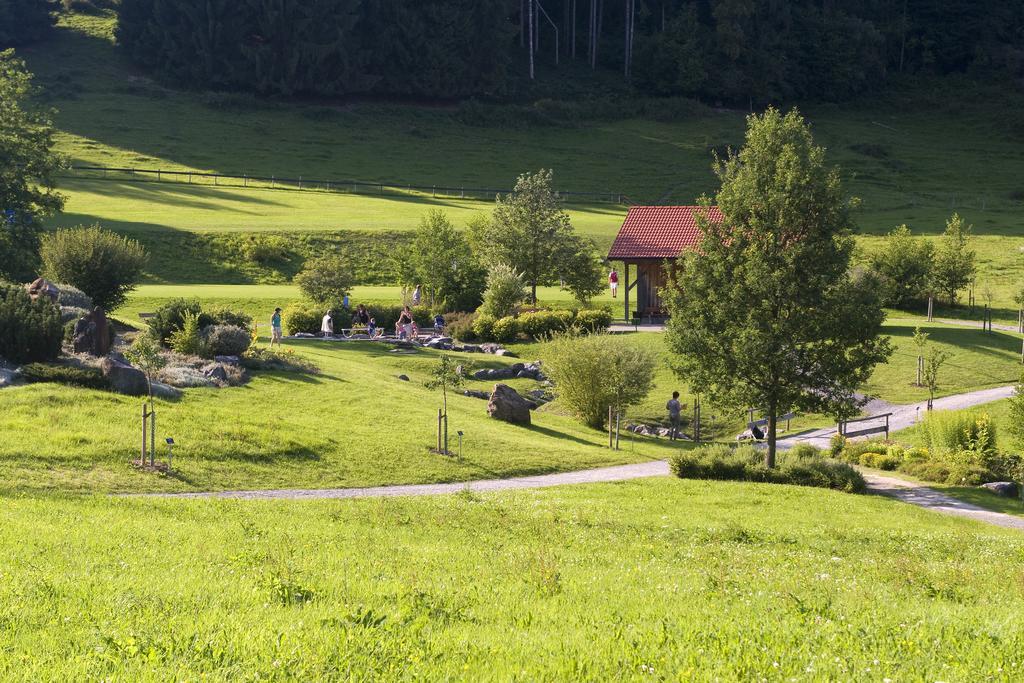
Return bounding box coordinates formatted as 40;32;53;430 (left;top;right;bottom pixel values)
528;0;535;78
765;403;778;468
531;282;538;304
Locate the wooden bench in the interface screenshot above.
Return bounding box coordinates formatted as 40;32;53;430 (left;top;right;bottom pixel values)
838;413;891;440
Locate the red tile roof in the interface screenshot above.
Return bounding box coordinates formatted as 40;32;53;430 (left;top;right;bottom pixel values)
607;205;722;260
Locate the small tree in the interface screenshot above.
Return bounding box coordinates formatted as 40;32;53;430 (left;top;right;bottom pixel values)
922;344;949;410
0;50;66;283
480;264;527;319
424;354;465;454
168;311;208;357
544;332;655;429
911;326;929;387
560;239;605;306
400;211;486;311
39;225;147;310
470;169;579;303
294;254;354;306
125;333;167;416
930;213;976;305
1006;371;1024;448
869;225;934;307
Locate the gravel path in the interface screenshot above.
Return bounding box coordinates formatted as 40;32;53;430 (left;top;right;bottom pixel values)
862;471;1024;531
777;384;1016;450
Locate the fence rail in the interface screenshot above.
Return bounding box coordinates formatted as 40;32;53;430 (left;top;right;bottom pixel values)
61;165;627;204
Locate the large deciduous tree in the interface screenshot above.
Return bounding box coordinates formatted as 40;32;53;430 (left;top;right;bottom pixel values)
870;224;934;308
0;50;65;282
664;108;892;467
470;168;592;304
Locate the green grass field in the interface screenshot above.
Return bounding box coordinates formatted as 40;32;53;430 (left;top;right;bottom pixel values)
2;479;1023;679
20;13;1024;310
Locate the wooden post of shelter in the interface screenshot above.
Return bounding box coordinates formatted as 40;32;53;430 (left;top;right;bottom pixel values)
927;296;934;322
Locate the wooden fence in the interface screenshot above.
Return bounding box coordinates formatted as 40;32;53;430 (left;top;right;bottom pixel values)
62;165;627;204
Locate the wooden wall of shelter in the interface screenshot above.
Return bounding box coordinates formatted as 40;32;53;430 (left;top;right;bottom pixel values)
621;259;676;321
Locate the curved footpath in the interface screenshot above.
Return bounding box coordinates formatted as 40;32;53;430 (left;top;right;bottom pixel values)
152;383;1024;529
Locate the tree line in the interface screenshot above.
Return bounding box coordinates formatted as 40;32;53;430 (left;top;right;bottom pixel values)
0;0;57;47
108;0;1024;103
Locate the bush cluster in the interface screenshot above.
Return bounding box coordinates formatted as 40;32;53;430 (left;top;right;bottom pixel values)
39;225;148;310
18;363;109;390
670;444;866;494
203;325;251;357
149;298;251;358
469;309;612;343
0;283;63;364
445;311;478;342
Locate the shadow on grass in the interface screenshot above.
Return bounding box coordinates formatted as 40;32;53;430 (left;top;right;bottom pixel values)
941;486;1024;516
524;423;602;448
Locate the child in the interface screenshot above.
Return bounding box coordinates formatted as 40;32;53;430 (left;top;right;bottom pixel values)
433;313;445;336
367;318;378;338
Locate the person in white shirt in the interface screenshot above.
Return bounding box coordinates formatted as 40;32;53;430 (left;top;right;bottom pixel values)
321;311;333;338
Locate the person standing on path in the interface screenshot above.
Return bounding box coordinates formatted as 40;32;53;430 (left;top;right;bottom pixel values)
321;310;333;339
609;268;619;298
269;307;283;348
666;391;682;441
412;284;422;307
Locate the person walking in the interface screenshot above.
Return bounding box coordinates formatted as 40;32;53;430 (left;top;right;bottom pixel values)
666;391;682;441
269;307;283;348
609;268;619;298
321;310;333;338
412;284;422;307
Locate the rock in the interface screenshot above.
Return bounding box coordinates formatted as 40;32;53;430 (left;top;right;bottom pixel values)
527;389;551;403
480;343;501;354
516;370;532;379
461;344;481;353
100;357;147;396
657;428;672;437
510;362;525;373
25;277;58;303
486;383;532;425
72;307;111;356
203;364;228;382
0;367;16;388
215;355;241;366
455;365;466;377
473;368;492;380
149;381;182;399
981;481;1019;498
495;349;517;358
463;389;489;399
397;374;410;382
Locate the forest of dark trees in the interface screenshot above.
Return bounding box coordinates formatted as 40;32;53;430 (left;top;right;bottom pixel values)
0;0;57;47
10;0;1024;104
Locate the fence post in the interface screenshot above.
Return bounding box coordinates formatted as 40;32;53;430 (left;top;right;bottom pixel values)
188;172;191;184
244;174;248;188
157;169;161;182
298;176;302;190
927;296;934;322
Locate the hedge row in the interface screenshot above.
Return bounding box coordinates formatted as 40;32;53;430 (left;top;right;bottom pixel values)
454;309;613;343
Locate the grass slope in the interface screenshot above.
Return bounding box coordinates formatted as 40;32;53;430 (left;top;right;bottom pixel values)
21;13;1024;306
2;479;1023;679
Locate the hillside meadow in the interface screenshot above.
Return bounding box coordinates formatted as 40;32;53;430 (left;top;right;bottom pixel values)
19;13;1024;314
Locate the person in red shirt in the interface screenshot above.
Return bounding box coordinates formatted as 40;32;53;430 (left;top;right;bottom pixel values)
608;268;619;298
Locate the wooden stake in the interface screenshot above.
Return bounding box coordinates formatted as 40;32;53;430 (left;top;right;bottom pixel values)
437;409;442;453
141;404;147;463
608;405;614;449
614;410;620;450
927;296;934;322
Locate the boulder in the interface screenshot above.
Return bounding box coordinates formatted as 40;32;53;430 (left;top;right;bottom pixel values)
461;344;481;353
510;362;525;373
203;364;229;382
480;343;501;354
149;381;182;400
981;481;1019;498
0;367;16;388
463;389;490;400
486;384;532;425
72;307;111;356
215;355;241;366
25;277;58;303
397;374;410;381
100;357;147;396
455;365;466;377
495;349;517;358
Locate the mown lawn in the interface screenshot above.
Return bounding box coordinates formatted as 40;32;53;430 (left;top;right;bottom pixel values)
1;478;1023;679
0;338;689;494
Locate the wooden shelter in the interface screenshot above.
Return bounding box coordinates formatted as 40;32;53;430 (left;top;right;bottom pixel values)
607;205;722;322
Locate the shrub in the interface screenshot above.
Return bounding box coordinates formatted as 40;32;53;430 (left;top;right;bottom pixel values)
61;306;90;325
575;309;613;332
829;433;846;458
518;310;574;339
19;363;109;390
242;347;320;374
283;303;352;335
206;307;252;331
543;332;656;429
839;439;890;464
149;299;211;345
480;264;526;318
491;316;519;343
239;234;290;264
859;452;900;471
54;283;93;310
294;254;354;306
203;325;251;357
472;314;497;342
922;410;997;457
445;311;478;342
158;365;214;388
0;283;63;364
670;444;866;493
367;305;428;332
39;225;148;310
169;311;209;357
898;459;953;483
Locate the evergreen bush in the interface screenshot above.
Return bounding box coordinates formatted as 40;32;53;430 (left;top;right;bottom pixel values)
149;299;211;346
0;283;62;364
39;225;147;310
203;325;251;357
19;363;108;390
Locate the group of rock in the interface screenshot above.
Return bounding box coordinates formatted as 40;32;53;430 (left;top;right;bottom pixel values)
625;422;690;440
469;360;546;382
